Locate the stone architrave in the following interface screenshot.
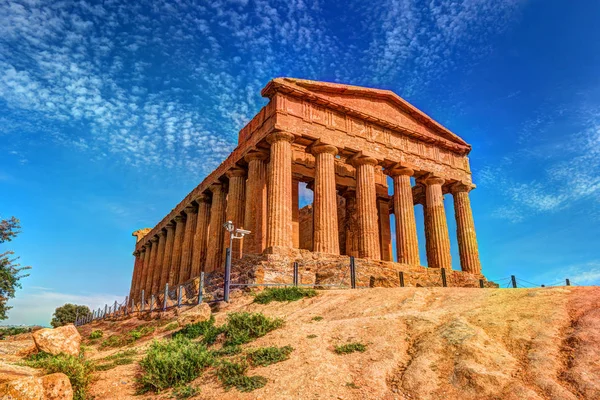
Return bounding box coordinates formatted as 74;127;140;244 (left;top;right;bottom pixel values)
152;230;167;295
388;167;420;265
169;215;186;285
191;195;210;278
179;205;198;284
451;182;482;274
352;156;381;260
377;197;393;261
206;183;226;272
225;168;246;259
159;222;175;290
424;175;452;269
145;236;159;297
244;150;268;254
266;131;295;250
311;143;340;254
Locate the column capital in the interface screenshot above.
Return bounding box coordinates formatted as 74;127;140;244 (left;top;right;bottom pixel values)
310;143;338;156
209;182;225;193
423;175;445;186
384;165;414;177
184;204;198;214
226;167;247;179
266;131;295;144
139;247;146;253
195;194;211;204
244;149;269;162
349;154;378;168
159;229;168;238
150;235;159;243
165;221;176;230
133;250;140;256
174;214;185;223
450;181;476;194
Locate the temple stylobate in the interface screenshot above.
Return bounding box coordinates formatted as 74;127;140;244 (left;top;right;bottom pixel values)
129;78;490;302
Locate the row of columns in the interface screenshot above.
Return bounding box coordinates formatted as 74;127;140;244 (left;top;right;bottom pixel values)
130;130;482;301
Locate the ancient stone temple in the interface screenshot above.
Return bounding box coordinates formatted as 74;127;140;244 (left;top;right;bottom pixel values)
129;78;494;302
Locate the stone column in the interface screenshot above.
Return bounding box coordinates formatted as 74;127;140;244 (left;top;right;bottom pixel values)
159;222;175;290
353;156;381;259
191;195;210;278
225;168;246;259
169;215;186;285
244;150;268;254
377;198;393;261
388;167;420;265
266;131;295;250
134;248;146;301
424;176;452;269
206;183;226;272
343;189;359;257
451;183;482;274
145;236;159;297
179;205;197;284
152;230;167;295
129;250;141;301
292;179;300;248
311;144;340;254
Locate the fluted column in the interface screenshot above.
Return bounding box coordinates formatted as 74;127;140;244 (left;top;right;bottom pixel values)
179;205;197;283
244;151;268;254
151;230;167;295
387;167;420;265
159;222;175;290
424;176;452;269
169;215;186;285
311;144;340;254
378;198;393;261
144;236;159;297
266;131;295;249
129;250;141;301
134;248;146;301
343;189;359;257
191;195;210;278
451;183;481;274
206;183;226;272
352;156;381;259
225;168;246;259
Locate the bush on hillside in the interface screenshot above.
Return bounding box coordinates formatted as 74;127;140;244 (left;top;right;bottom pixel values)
24;352;93;400
223;312;284;346
253;287;317;304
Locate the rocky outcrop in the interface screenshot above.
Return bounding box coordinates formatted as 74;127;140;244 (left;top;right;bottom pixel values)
32;325;81;356
0;372;73;399
177;303;211;326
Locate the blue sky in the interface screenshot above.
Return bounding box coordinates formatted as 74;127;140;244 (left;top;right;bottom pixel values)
1;0;599;326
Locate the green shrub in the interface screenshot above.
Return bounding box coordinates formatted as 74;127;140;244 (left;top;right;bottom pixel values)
247;346;293;367
334;342;367;354
211;345;242;357
130;325;155;341
103;349;137;360
137;336;214;393
164;322;179;331
307;334;317;339
89;330;103;340
24;352;92;400
311;316;323;321
223;312;283;346
94;349;138;371
100;335;124;348
253;287;317;304
0;326;32;339
216;360;267;392
172;384;200;399
173;316;223;345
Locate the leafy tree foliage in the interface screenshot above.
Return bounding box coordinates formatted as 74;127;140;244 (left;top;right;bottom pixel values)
0;217;30;320
51;303;91;328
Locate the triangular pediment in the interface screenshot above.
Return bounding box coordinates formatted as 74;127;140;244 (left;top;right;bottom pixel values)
262;78;470;152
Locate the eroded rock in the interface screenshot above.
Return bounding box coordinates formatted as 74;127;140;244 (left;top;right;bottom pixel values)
0;373;72;399
177;303;211;326
32;325;81;356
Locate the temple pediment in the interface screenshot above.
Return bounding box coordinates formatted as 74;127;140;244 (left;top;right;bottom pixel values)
262;78;470;154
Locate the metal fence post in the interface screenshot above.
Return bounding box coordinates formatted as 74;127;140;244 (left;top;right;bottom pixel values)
198;272;204;304
398;271;405;287
479;279;484;288
163;283;169;311
350;256;356;289
224;247;232;302
511;275;517;288
141;290;145;312
177;285;182;308
441;268;447;287
566;279;570;286
293;262;299;287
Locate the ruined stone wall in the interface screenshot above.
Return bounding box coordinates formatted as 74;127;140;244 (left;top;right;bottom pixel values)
298;205;313;251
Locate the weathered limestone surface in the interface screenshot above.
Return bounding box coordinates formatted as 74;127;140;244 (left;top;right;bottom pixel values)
179;205;198;284
0;373;73;400
32;325;81;357
128;78;490;297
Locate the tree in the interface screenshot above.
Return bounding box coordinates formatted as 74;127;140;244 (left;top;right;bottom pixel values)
51;303;91;328
0;217;30;320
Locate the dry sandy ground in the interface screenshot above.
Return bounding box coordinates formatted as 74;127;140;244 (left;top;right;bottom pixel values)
6;286;600;400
